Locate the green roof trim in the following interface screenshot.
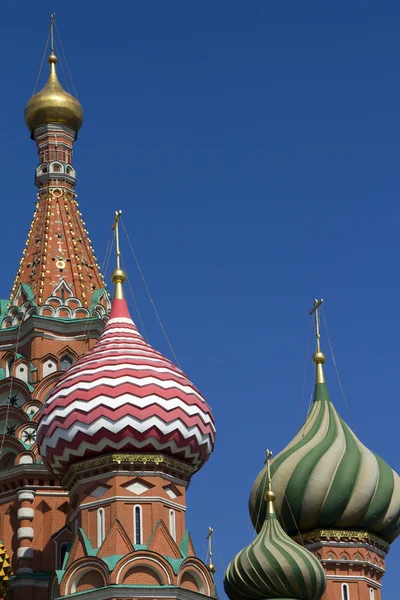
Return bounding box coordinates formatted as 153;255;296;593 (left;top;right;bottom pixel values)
90;287;108;308
79;528;97;557
102;554;125;571
165;556;185;574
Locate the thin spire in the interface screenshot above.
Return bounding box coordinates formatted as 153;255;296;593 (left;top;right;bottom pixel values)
264;449;276;516
309;298;326;384
111;210;126;299
207;527;216;574
50;14;55;53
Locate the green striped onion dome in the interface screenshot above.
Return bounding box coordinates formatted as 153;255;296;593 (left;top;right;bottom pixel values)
249;382;400;543
224;492;326;600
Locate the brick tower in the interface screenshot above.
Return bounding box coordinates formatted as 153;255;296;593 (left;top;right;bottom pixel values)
0;22;111;600
247;300;399;600
36;232;217;600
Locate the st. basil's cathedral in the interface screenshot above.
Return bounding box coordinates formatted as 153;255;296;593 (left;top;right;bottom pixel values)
0;17;398;600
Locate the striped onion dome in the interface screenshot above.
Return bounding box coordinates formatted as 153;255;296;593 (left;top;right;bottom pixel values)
224;490;326;600
249;381;400;543
37;297;216;475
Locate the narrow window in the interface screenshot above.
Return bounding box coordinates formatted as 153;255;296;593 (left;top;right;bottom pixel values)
342;584;349;600
97;508;105;547
60;355;73;371
134;505;142;545
58;542;68;569
169;509;176;541
370;589;375;600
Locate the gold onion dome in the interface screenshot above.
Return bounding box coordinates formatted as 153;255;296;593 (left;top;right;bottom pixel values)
24;52;83;132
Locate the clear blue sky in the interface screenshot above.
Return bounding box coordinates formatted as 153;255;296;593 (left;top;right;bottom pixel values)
1;1;400;597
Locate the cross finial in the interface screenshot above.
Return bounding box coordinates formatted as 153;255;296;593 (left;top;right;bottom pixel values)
112;210;123;270
309;298;326;383
50;14;56;53
264;449;276;515
207;527;216;574
110;210;126;299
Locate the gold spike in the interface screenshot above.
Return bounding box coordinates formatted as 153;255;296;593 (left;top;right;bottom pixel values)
309;299;326;384
111;210;126;299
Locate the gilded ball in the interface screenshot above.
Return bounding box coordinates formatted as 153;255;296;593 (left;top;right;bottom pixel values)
208;563;216;574
48;52;58;64
265;490;276;502
313;351;326;365
111;268;127;284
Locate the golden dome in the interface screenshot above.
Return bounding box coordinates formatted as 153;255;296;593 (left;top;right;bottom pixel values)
24;52;83;132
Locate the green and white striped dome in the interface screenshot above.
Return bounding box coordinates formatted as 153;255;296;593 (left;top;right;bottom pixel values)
249;381;400;543
224;492;326;600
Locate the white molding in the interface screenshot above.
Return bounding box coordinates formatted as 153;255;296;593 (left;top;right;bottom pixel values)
17;527;34;540
305;540;387;559
17;547;33;559
59;584;216;600
178;561;210;596
70;495;185;522
97;507;105;548
116;555;171;584
67;561;109;595
17;508;34;520
169;509;176;541
17;491;35;502
69;470;187;496
326;575;382;588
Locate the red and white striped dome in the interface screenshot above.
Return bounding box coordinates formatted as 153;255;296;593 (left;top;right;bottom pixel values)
37;298;216;475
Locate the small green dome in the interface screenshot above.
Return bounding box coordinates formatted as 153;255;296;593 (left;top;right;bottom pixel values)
249;382;400;543
224;496;326;600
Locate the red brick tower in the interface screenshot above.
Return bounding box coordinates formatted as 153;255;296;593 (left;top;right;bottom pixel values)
36;224;217;600
0;23;110;600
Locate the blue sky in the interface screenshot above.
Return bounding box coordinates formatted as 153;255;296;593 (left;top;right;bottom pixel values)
1;1;400;597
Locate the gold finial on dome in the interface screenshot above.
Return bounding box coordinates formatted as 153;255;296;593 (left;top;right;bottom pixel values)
24;15;83;133
111;210;127;299
206;527;216;575
309;298;326;384
264;449;276;515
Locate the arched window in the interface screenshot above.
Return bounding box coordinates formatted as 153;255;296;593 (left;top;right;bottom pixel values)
134;505;142;545
58;542;68;569
370;589;375;600
342;583;350;600
97;508;105;547
60;355;73;371
169;509;176;541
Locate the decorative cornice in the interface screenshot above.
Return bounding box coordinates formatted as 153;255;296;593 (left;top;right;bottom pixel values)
64;453;194;487
292;529;389;553
61;585;216;600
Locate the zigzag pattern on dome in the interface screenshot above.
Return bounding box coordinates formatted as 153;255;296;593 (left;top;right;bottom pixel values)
37;297;216;475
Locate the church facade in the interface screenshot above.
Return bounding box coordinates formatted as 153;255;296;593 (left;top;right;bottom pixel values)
0;22;398;600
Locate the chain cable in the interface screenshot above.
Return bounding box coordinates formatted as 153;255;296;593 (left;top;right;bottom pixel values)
121;218;181;369
32;29;51;96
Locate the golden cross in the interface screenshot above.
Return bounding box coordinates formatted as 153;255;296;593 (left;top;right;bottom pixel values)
309;298;324;353
112;210;123;269
264;449;273;491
